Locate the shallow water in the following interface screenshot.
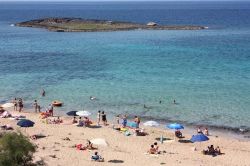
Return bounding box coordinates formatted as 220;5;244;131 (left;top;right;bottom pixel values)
0;1;250;131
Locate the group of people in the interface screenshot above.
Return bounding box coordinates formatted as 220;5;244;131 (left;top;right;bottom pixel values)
197;127;209;136
12;98;24;112
75;116;92;127
97;110;107;126
147;142;160;154
203;145;222;156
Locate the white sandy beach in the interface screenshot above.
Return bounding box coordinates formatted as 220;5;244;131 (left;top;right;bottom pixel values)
1;108;250;166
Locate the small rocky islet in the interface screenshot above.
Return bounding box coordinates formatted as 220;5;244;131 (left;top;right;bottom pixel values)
15;17;206;32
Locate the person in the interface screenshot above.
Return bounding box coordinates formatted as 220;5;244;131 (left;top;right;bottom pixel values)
18;98;23;112
41;89;45;97
175;129;183;138
153;142;159;154
84;116;91;127
54;117;62;124
91;152;104;162
204;128;209;136
37;105;41;113
215;146;221;155
77;117;84;127
134;116;140;128
48;104;53;117
101;111;107;126
208;145;215;155
72;116;77;124
159;100;162;104
97;110;101;126
86;140;94;150
13;98;17;111
116;115;120;125
197;127;203;134
173;99;176;104
148;145;157;154
33;100;38;113
122;115;127;128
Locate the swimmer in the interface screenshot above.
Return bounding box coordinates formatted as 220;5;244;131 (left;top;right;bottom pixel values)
90;96;96;100
41;89;45;97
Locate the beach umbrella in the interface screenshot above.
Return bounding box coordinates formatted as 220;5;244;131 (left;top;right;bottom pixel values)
143;121;160;127
190;134;209;143
17;119;35;127
1;103;14;108
167;123;184;130
66;111;78;116
76;110;91;117
90;138;108;146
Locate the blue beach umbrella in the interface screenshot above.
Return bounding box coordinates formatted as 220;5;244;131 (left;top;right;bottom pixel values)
167;123;184;130
66;111;78;116
190;134;209;143
17;119;35;127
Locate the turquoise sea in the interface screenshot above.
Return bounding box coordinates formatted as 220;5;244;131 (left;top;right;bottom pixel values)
0;1;250;132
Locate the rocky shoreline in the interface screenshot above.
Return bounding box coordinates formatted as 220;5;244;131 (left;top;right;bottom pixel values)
15;18;206;32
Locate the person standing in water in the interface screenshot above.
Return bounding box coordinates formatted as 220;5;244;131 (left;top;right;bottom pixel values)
41;89;45;97
101;111;107;126
18;98;23;112
33;100;38;113
13;98;17;111
97;110;101;126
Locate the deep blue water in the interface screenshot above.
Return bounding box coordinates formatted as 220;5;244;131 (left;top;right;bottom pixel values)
0;1;250;131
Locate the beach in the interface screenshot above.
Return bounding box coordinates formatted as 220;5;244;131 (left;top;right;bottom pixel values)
1;108;250;166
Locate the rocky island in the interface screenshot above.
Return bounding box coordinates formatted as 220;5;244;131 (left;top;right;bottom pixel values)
15;18;206;32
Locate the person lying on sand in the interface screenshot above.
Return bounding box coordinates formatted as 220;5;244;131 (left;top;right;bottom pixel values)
53;117;63;124
91;152;104;162
0;124;13;130
30;134;46;140
134;128;147;136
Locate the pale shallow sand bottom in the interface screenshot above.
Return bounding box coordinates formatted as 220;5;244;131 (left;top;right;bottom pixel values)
1;109;250;166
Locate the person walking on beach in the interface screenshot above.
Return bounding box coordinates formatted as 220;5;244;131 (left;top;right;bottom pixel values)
33;100;39;113
116;115;120;125
13;98;17;111
101;111;107;126
18;98;23;112
97;110;101;126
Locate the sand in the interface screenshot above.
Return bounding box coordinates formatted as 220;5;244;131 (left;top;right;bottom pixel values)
1;108;250;166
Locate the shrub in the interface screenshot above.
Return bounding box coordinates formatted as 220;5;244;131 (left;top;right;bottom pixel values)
0;132;36;166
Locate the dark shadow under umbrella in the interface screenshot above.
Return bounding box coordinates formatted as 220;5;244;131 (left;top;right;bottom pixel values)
66;111;78;116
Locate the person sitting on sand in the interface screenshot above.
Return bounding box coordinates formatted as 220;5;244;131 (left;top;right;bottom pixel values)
72;116;77;124
54;117;63;124
77;117;85;127
148;145;157;154
134;116;140;128
153;142;160;154
86;140;95;150
215;146;221;155
84;117;91;127
175;129;183;138
91;152;104;162
204;128;209;136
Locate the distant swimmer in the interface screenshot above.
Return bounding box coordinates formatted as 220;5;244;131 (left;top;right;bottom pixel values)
90;96;97;100
41;89;45;97
159;100;162;104
173;100;176;104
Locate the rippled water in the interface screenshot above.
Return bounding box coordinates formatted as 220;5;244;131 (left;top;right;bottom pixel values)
0;1;250;131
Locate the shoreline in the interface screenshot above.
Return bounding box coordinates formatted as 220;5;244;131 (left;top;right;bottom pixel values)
1;108;250;166
7;106;250;141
